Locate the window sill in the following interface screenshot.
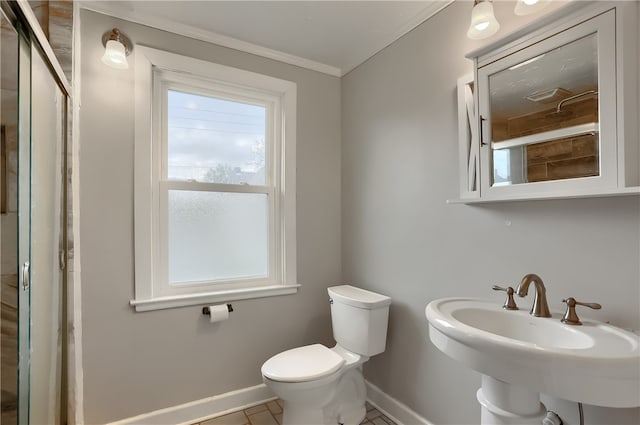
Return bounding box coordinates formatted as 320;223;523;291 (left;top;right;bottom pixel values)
130;284;300;312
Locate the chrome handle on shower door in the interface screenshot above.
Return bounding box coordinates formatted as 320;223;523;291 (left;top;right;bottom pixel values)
21;261;30;291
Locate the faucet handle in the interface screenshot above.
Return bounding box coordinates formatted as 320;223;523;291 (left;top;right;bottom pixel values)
492;285;518;310
561;297;602;325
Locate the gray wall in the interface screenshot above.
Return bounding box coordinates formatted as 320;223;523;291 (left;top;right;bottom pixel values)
79;2;640;424
78;9;341;423
341;1;640;425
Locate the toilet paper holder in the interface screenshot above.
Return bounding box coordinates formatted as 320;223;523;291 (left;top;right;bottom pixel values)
202;304;234;316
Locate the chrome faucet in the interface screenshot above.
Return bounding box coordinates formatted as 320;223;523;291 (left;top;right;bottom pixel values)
515;274;551;318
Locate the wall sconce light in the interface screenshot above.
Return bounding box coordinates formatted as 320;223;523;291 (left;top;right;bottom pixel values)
101;28;132;69
514;0;550;16
467;0;500;40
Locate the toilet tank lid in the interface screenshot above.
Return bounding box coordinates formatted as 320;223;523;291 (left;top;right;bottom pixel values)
328;285;391;309
261;344;345;382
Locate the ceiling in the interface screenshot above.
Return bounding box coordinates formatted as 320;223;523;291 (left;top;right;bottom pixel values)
81;1;453;76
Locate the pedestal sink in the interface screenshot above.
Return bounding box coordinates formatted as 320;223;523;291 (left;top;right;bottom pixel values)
425;298;640;424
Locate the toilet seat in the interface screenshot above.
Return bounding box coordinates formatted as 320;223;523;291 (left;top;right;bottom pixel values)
261;344;345;383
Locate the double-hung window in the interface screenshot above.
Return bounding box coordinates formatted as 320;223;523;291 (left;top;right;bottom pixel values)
132;46;297;311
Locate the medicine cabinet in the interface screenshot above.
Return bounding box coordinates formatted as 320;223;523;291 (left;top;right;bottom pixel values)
455;2;639;202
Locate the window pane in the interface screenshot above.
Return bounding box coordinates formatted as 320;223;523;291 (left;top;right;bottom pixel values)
167;90;266;184
168;190;269;284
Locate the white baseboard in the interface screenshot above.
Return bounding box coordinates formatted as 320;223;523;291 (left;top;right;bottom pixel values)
106;380;431;425
365;380;434;425
106;384;276;425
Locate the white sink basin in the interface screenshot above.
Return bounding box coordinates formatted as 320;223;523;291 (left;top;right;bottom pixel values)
426;298;640;408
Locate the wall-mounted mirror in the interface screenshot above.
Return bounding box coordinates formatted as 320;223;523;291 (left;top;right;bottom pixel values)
452;1;640;203
489;33;599;186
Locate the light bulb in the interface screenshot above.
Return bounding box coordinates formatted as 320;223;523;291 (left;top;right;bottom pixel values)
102;39;128;69
515;0;549;16
101;29;132;70
467;1;500;40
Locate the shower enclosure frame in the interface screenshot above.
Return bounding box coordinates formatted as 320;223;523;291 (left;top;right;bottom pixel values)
0;1;71;424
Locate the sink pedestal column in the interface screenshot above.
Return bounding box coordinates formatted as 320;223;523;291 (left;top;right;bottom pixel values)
476;375;546;425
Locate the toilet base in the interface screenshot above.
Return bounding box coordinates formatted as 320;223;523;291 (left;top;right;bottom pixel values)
281;401;325;425
277;367;367;425
336;405;366;425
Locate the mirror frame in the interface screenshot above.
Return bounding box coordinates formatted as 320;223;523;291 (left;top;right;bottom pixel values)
452;2;639;203
478;9;616;199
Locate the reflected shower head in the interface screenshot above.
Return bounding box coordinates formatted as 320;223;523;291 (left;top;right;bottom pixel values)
545;90;599;118
556;90;598;112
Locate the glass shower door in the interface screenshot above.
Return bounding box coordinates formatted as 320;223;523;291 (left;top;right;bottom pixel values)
1;4;66;423
1;8;21;425
28;39;65;425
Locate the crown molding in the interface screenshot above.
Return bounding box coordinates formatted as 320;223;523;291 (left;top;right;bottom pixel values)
79;1;452;78
79;1;342;77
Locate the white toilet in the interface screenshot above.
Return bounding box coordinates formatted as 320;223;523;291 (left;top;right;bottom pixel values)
261;285;391;425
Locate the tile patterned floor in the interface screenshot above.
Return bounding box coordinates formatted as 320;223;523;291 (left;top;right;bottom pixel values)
360;402;397;425
192;400;397;425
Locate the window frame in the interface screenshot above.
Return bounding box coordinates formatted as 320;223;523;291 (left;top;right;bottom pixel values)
132;46;298;312
157;74;279;294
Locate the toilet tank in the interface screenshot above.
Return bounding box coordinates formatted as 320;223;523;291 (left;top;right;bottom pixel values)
328;285;391;356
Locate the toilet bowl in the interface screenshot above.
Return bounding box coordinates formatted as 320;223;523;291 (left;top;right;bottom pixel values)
261;285;391;425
